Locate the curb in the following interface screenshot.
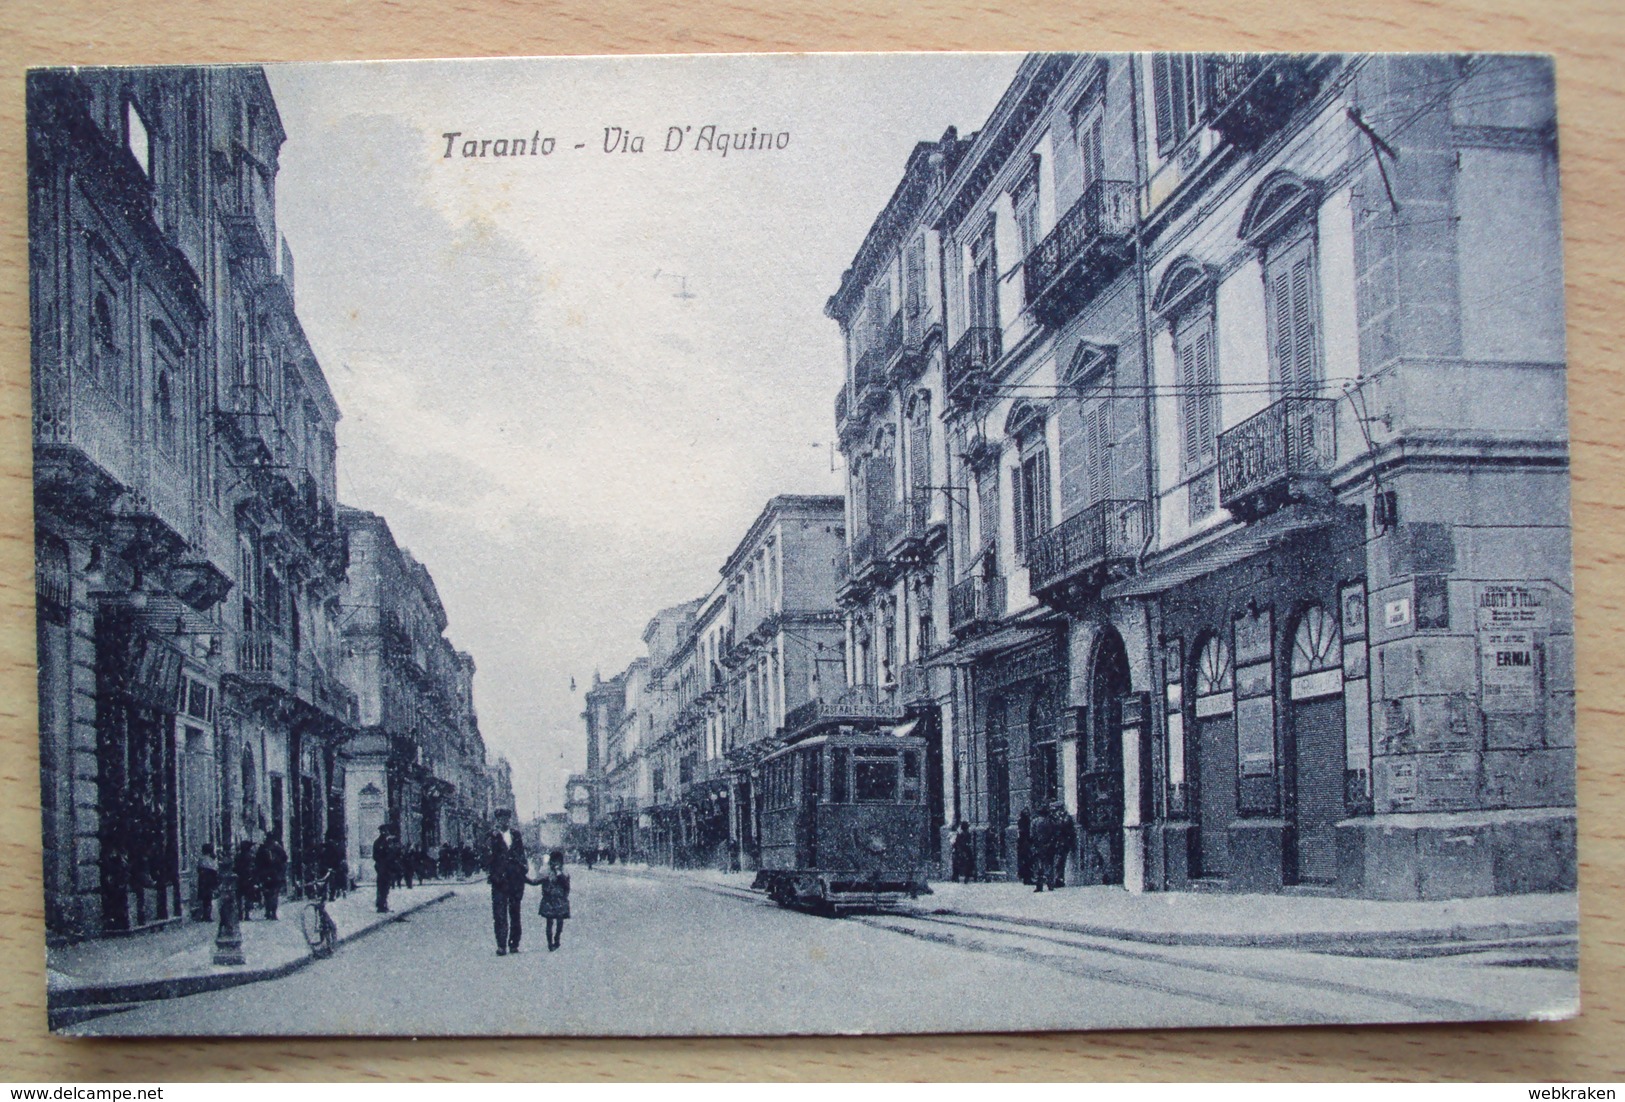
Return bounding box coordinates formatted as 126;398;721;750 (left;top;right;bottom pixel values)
923;907;1578;952
49;889;457;1017
597;865;1576;952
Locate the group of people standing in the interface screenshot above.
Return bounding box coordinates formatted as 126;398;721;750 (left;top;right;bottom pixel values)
949;802;1078;891
191;830;292;922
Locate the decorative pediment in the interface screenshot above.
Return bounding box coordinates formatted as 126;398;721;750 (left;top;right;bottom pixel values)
1151;257;1219;321
1238;169;1322;247
1062;339;1119;391
1003;399;1047;442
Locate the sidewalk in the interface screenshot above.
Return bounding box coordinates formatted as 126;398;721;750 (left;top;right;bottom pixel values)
599;862;1578;951
47;879;466;1020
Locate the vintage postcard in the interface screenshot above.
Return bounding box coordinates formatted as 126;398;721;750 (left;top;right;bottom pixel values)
27;52;1578;1036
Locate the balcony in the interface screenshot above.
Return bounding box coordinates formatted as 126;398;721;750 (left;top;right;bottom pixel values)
1028;499;1146;603
946;327;1001;409
834;385;849;427
1217;395;1337;521
854;345;889;414
215;384;287;469
897;661;932;706
297;649;361;726
782;684;906;738
33;376;135;517
1208;55;1326;152
1023;179;1136;329
849;505;903;581
237;631;294;690
949;574;1007;635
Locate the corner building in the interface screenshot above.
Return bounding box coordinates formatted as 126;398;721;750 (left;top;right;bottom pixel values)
842;53;1571;900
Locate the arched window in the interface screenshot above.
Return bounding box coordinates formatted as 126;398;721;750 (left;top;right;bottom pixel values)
1290;605;1341;675
1240;171;1325;397
155;371;175;455
1193;634;1234;716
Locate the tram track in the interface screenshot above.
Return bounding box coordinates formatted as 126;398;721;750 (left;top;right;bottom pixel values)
654;872;1507;1024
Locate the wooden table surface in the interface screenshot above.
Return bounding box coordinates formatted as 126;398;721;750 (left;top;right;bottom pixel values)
0;0;1621;1081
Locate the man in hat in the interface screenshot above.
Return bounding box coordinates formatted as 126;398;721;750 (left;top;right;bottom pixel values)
487;808;528;955
373;823;397;913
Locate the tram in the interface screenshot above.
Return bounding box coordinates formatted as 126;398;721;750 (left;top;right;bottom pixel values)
751;727;931;913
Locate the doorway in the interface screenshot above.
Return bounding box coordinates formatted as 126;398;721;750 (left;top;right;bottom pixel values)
1081;628;1131;886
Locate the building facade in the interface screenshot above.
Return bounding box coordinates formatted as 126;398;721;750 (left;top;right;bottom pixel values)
29;66;358;938
338;508;495;879
869;52;1569;899
829;128;970;871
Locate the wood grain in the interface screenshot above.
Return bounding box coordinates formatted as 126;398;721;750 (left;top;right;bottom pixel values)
0;0;1620;1081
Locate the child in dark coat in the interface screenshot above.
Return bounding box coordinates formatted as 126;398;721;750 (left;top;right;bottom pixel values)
528;849;572;951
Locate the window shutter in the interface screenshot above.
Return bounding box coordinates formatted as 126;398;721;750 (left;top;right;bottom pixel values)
1178;334;1200;475
1270;262;1294;392
1082;400;1107;505
1153;56;1176;154
1193;324;1216;464
979;468;1000;557
1034;452;1052;535
1289;252;1316;394
1011;462;1027;560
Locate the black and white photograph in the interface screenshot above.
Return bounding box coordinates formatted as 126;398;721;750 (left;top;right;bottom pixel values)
26;51;1578;1037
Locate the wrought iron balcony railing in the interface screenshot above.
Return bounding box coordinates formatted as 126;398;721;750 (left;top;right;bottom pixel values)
1217;394;1337;520
782;683;906;737
834;385;849;426
1027;498;1146;597
1208;54;1326;152
949;574;1007;634
946;326;1001;409
1023;179;1136;328
237;631;294;689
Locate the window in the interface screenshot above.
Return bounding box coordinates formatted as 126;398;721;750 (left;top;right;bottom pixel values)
1152;54;1208;155
1082;396;1112;506
903;235;928;318
831;747;850;803
976;464;1000;563
1013;167;1040;260
1175;307;1219;478
1073;102;1104;192
1290;605;1341;674
1193;634;1234;710
969;219;999;333
1012;441;1051;562
854;753;900;802
90;289;118;392
126;100;151;176
1264;227;1321;395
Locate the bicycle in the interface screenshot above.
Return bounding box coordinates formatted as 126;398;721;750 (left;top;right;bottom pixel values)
300;872;339;959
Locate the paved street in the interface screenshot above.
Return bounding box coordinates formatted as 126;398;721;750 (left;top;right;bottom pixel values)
70;870;1578;1036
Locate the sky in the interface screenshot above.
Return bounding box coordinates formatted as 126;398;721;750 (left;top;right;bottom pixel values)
265;54;1023;816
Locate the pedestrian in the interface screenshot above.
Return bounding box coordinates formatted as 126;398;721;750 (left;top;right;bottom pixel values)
373;824;396;913
1030;804;1056;892
528;848;572;951
1016;808;1033;885
255;830;288;919
487;808;527;956
401;845;416;890
1049;802;1075;889
194;843;219;921
234;839;259;919
950;821;975;883
321;836;345;901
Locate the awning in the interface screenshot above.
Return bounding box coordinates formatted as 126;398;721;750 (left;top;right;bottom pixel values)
924;614;1067;668
1103;503;1348;600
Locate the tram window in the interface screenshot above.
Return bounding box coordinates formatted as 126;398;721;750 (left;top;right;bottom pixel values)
902;750;921;803
855;756;900;802
831;748;849;803
804;748;821;801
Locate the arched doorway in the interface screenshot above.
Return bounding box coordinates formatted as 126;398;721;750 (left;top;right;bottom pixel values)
1080;627;1131;885
1189;633;1236;880
1287;604;1344;884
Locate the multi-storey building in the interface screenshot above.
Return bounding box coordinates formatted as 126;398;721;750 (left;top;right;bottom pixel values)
599;659;649;859
717;496;846;869
29;66;357;939
866;52;1570;899
338;508;493;877
828;128;970;870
